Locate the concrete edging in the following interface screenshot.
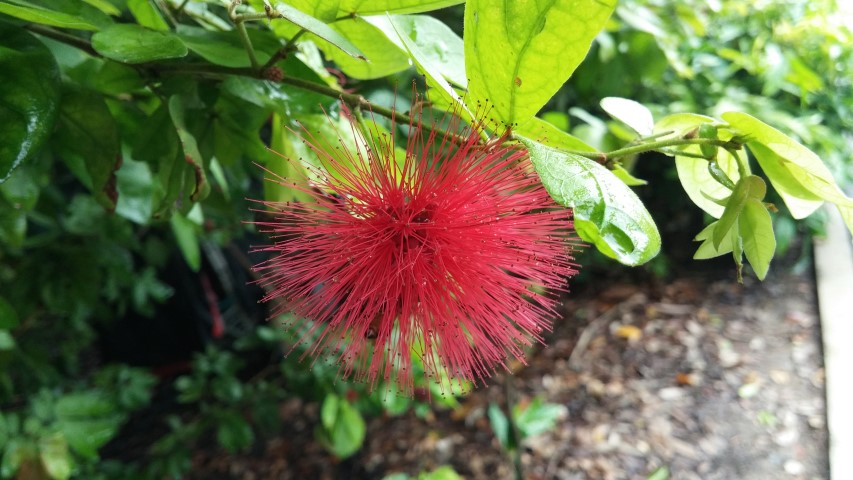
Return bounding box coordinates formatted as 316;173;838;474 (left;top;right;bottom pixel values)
813;205;853;480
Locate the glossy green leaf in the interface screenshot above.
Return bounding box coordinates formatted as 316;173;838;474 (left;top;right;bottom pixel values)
38;434;71;480
723;112;853;234
276;2;365;59
524;140;661;266
739;199;775;280
127;0;168;30
369;14;466;88
92;24;188;64
713;175;765;248
0;2;100;30
600;97;654;136
339;0;464;15
0;25;60;183
0;297;18;329
464;0;616;126
313;17;408;79
54;87;121;211
646;466;670;480
377;14;471;118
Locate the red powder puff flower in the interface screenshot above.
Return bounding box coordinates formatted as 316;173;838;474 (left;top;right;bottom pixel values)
251;99;579;394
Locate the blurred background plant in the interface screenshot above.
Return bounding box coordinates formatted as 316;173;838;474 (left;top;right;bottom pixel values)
0;0;850;478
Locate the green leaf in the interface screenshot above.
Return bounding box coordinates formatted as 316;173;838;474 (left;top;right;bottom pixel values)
168;96;209;203
646;466;670;480
38;433;71;480
0;25;60;183
693;221;735;260
516;117;597;152
0;297;18;329
55;392;123;459
170;208;201;272
513;398;564;438
487;403;511;450
369;14;466;88
523;140;661;266
275;2;365;59
713;175;766;249
81;0;119;16
376;14;471;118
54;87;121;211
312;17;408;80
92;24;187;64
338;0;464;15
600;97;654;136
317;395;365;459
611;166;647;186
723;112;853;234
675;150;744;219
127;0;168;30
320;394;340;430
264;113;313;204
115;156;154;224
419;465;463;480
0;2;100;30
464;0;616;126
215;411;254;453
0;331;14;351
739;199;775;280
177;25;281;68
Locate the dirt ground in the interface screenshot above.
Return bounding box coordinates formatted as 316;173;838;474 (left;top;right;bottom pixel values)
191;265;828;480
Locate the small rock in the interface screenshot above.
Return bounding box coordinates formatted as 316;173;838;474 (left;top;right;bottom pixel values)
784;459;805;475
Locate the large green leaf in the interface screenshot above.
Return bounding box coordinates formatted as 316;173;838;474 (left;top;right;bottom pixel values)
368;14;466;87
313;17;409;79
53;87;121;211
339;0;464;15
0;1;99;30
464;0;615;126
0;25;60;183
723;112;853;235
177;25;281;68
523;139;661;266
275;2;365;59
654;113;746;218
92;24;188;64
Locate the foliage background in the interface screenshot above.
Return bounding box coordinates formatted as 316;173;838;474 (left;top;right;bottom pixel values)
0;0;850;478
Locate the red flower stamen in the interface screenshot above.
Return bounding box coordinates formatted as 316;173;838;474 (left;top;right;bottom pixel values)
251;97;580;394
